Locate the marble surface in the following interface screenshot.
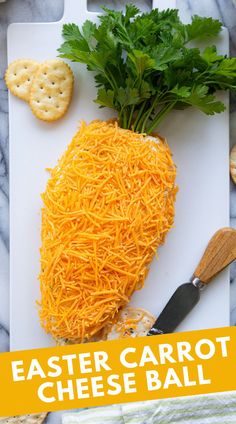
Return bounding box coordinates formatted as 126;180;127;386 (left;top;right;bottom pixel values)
0;0;235;421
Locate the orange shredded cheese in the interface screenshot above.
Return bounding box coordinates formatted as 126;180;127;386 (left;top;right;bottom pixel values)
39;120;177;342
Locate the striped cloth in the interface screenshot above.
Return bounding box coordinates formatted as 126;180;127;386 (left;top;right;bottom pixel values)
62;392;236;424
63;405;123;424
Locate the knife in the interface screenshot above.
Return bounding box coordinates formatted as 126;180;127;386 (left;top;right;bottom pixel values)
147;227;236;336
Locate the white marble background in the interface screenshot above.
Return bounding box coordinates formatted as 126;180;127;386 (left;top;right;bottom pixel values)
0;0;235;421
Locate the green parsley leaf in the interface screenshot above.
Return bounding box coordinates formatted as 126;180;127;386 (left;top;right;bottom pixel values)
186;16;222;41
171;84;226;114
128;50;155;75
62;23;83;41
124;3;140;21
96;88;115;109
81;21;97;49
170;85;191;98
202;45;224;64
117;87;140;108
216;58;236;78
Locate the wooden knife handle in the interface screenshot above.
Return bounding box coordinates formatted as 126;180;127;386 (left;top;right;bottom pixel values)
194;228;236;284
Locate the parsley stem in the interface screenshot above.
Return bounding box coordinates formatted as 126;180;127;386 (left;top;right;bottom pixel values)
138;108;152;133
133;101;148;132
127;105;135;129
123;113;128;128
136;108;150;133
105;70;118;91
140;95;160;133
206;80;236;89
146;102;176;134
120;109;129;129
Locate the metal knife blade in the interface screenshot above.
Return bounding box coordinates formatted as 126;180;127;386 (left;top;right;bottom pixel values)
147;228;236;337
147;282;200;336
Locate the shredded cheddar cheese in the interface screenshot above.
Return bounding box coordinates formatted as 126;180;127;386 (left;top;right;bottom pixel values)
39;120;177;343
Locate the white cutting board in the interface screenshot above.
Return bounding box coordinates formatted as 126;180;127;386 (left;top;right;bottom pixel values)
8;0;230;351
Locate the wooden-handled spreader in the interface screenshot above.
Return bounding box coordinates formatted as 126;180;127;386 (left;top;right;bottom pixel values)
147;228;236;336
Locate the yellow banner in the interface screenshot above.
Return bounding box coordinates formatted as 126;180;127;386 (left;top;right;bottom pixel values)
1;327;236;416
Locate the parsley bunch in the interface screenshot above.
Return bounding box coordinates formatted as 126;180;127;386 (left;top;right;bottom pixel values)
59;4;236;134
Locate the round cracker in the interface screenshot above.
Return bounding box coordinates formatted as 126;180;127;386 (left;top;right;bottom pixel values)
106;307;156;340
29;60;74;122
230;144;236;184
5;59;39;102
0;413;47;424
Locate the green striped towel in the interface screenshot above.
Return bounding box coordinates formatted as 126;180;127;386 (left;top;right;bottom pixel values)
62;392;236;424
